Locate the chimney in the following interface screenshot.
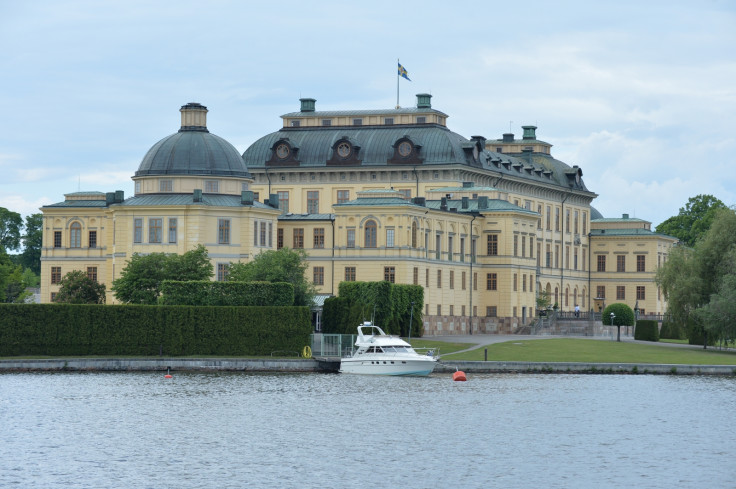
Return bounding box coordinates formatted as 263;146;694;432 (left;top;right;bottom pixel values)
193;189;202;202
179;103;208;132
300;98;316;112
416;93;432;109
114;190;124;203
622;213;629;219
462;197;469;209
241;191;254;205
106;192;115;205
440;197;448;211
503;133;514;142
269;193;280;209
478;196;488;209
413;197;426;206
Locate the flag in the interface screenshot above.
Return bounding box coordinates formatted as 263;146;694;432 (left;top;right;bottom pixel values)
398;62;411;81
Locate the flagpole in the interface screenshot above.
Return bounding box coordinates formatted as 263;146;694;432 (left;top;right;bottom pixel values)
396;58;400;108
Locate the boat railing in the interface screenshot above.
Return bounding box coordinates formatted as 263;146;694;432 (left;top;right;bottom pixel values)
413;347;440;359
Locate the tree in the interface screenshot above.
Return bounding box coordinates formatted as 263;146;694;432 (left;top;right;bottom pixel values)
111;245;213;304
602;303;634;342
655;194;727;247
657;208;736;348
54;270;106;304
0;207;23;252
536;289;551;314
19;213;43;275
227;247;315;307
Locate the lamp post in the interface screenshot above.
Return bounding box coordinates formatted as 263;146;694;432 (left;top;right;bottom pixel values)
633;301;639;338
611;312;620;342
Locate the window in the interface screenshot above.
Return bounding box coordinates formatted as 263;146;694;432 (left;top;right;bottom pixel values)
293;228;304;248
537;205;543;229
411;222;417;248
353;118;362;126
253;191;260;202
555;245;560;268
54;231;62;248
134;219;142;243
565;246;570;269
313;267;324;285
268;223;273;247
437;270;442;288
384;266;395;283
159;179;173;192
277;191;289;213
413;267;418;285
347;229;355;248
277;228;284;249
555;207;560;231
574;210;579;234
135;181;141;194
313;228;325;248
364;220;377;248
597;286;606;299
617;286;625;300
597;255;606;272
460;237;465;262
574;249;578;270
448;236;453;261
168;219;177;244
435;234;441;260
88;230;97;249
87;267;97;282
449;271;454;289
416;116;426;124
70;222;81;248
637;255;646;272
583;212;587;234
437;304;441;316
218;219;230;245
583;249;586;271
474;272;478;290
260;221;267;246
486;306;497;317
398;189;411;199
565;209;571;233
546;206;551;230
149;218;162;243
513;274;518;291
50;292;57;302
462;271;466;290
337;190;350;204
486;273;497;290
617;255;626;272
386;229;395;248
217;263;229;281
321;119;332;126
51;266;61;284
637;286;646;300
522;274;526;292
449;305;454;316
307;191;319;214
529;237;534;259
204;180;219;193
345;267;356;281
487;234;498;255
425;268;429;287
384;117;394;125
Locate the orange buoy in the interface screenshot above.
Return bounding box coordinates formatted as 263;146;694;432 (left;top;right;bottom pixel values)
165;374;173;378
453;371;467;382
165;367;172;379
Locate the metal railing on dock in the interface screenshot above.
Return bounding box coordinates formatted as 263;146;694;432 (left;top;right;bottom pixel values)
310;333;356;359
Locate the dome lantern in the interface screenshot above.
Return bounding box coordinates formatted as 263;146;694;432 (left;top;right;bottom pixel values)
179;102;209;132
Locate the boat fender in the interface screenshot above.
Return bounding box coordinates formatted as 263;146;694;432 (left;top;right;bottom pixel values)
302;346;312;359
453;371;467;382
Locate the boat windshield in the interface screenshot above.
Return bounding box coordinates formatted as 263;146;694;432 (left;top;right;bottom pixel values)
382;346;412;353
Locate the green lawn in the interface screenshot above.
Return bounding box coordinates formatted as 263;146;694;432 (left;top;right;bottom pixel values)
439;338;736;365
408;339;475;356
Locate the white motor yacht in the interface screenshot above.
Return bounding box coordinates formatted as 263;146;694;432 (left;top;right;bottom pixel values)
339;321;439;376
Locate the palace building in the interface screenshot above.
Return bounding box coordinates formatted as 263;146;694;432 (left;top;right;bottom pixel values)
40;96;678;334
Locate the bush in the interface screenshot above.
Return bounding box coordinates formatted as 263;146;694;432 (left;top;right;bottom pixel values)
659;321;686;340
634;320;659;342
0;303;311;356
160;281;294;306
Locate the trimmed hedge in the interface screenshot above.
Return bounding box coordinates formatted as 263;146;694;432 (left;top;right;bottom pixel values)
0;303;311;357
323;281;424;336
659;321;686;340
160;280;294;306
634;319;659;342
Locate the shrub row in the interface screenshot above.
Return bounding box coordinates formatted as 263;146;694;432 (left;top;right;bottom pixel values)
659;321;686;340
0;304;311;357
323;281;424;336
160;280;294;306
634;319;659;342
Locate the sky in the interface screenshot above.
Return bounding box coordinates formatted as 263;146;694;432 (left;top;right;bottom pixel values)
1;0;734;229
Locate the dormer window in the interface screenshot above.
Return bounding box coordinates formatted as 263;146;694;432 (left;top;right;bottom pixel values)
322;119;332;126
384;117;394;125
353;118;362;126
416;116;426;124
291;120;300;127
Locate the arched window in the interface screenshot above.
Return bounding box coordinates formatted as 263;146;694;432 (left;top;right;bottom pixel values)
364;220;377;248
411;221;417;248
70;222;82;248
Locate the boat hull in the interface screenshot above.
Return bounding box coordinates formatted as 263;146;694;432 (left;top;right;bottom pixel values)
339;357;436;376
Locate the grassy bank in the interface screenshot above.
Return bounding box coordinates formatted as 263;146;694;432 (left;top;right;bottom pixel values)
435;338;736;365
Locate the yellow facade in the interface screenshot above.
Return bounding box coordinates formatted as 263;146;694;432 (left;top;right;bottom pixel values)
41;97;677;335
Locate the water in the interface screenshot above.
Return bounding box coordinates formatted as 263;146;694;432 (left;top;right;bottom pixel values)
1;372;734;489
